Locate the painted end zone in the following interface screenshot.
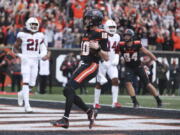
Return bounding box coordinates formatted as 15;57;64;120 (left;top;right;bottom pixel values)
0;97;180;135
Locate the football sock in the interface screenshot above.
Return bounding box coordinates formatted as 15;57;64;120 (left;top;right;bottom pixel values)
131;96;138;104
112;86;119;103
154;96;161;103
22;85;30;107
94;88;101;104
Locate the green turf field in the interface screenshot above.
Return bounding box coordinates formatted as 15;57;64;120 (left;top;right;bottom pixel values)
0;86;180;110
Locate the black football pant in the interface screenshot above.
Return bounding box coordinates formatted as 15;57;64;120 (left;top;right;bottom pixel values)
63;62;98;118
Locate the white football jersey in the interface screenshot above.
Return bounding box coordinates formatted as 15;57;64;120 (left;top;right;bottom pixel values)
107;33;120;62
17;32;47;58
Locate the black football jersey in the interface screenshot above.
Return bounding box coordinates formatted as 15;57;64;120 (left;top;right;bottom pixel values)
119;41;142;67
80;29;108;63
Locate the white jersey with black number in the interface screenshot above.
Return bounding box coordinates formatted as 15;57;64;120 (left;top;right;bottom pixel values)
107;33;120;62
17;32;47;58
97;33;120;85
17;31;47;86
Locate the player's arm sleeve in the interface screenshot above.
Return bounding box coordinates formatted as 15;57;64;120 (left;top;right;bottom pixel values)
39;36;48;58
99;37;109;61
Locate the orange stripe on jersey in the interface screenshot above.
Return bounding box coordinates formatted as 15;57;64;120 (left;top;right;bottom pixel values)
94;28;104;32
74;63;98;83
119;41;125;46
133;40;141;44
82;37;89;40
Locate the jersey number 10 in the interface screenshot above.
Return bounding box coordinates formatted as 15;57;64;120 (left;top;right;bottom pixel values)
81;41;90;56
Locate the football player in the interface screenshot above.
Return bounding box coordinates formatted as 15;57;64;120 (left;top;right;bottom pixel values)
13;17;48;112
50;9;109;129
94;19;121;109
119;29;162;108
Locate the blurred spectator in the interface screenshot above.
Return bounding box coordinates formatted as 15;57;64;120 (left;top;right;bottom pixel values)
0;28;5;46
172;28;180;51
54;28;63;48
169;59;180;96
6;26;17;46
9;56;22;92
0;0;179;49
0;49;7;91
162;32;174;51
60;52;78;86
156;58;169;95
45;22;54;47
72;28;81;48
148;29;157;50
39;51;51;94
63;28;74;48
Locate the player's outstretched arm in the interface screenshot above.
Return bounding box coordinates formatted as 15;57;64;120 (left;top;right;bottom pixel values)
140;47;157;61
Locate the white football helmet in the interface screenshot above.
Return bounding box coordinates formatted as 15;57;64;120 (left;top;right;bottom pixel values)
104;19;117;35
25;17;39;32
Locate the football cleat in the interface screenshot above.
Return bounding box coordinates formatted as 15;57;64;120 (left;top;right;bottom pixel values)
157;100;162;108
87;108;96;129
94;104;101;109
18;92;23;106
50;117;69;129
25;106;33;113
133;102;140;108
112;102;122;108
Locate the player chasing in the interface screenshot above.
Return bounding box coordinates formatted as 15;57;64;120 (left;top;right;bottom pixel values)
94;19;122;109
13;17;48;112
50;9;109;129
119;29;162;108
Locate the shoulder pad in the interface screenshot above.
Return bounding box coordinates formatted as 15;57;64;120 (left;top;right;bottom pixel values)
94;28;104;32
133;40;141;45
82;37;89;41
119;41;125;46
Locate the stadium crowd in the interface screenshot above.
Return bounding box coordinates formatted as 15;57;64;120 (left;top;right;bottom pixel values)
0;0;179;50
0;0;180;97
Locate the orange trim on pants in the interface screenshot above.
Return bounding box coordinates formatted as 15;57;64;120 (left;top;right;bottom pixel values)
74;63;98;83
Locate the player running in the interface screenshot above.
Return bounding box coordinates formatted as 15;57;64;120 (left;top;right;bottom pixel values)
94;19;121;109
50;9;109;129
13;17;48;112
119;29;162;108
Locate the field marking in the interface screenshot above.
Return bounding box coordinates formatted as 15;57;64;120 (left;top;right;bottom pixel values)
1;97;180;112
0;104;180;132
